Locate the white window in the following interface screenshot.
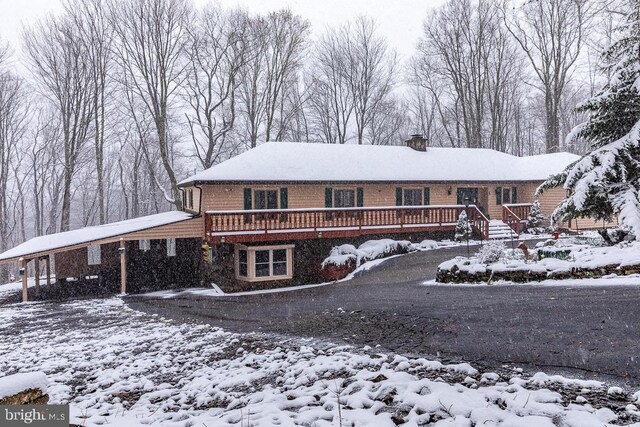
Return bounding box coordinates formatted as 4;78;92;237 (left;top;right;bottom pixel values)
167;238;176;257
139;239;151;251
236;245;293;282
88;245;101;265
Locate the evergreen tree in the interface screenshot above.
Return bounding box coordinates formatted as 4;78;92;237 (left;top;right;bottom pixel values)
538;2;640;238
525;200;546;234
454;210;472;241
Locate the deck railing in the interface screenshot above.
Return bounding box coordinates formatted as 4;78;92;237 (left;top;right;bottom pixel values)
205;205;490;243
502;203;533;234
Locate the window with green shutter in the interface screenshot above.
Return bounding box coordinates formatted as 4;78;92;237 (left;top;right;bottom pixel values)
424;187;430;205
356;188;364;207
325;187;333;208
395;187;403;206
243;188;252;223
511;187;518;204
495;187;502;205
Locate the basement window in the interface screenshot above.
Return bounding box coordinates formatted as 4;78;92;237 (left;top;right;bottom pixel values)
235;244;294;282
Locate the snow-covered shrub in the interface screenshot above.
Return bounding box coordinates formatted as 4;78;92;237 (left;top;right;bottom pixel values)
475;241;505;264
525;201;546;234
419;240;439;250
454;211;472;241
322;239;416;269
322;245;358;268
357;239;414;264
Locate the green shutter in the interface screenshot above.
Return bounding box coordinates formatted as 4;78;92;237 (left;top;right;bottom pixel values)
512;187;518;204
244;188;252;210
280;187;288;209
496;187;502;205
396;187;403;206
424;187;430;205
356;187;364;207
325;187;333;208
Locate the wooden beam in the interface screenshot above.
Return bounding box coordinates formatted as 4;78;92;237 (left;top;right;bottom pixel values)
34;258;40;298
119;239;127;295
21;258;28;303
45;256;51;287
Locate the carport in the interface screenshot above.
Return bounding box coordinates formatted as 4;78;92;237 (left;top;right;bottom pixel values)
0;212;204;302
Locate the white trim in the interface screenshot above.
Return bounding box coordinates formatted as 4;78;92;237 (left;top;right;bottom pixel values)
316;226;360;232
267;228;315;234
235;244;295;282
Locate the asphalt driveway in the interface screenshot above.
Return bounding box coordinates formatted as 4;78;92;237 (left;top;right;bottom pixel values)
127;244;640;388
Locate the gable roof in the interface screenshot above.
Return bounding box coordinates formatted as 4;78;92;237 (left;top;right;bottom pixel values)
0;211;195;264
179;142;580;185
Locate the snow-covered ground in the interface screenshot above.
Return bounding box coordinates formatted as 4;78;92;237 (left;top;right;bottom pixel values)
1;298;640;426
438;239;640;281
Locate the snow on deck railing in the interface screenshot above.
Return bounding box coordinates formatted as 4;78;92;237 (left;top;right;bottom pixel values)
503;203;534;208
206;205;477;214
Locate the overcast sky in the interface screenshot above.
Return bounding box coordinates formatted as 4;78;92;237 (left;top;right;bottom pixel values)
0;0;447;60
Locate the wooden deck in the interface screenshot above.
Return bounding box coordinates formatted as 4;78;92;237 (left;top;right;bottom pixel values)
205;205;490;243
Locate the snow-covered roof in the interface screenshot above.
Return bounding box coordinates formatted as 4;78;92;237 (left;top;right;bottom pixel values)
0;211;195;263
179;142;580;185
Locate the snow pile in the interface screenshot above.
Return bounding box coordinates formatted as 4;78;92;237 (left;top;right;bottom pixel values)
0;372;48;400
1;298;638;427
322;239;416;268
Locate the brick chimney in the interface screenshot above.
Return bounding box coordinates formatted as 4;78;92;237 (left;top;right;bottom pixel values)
405;134;428;152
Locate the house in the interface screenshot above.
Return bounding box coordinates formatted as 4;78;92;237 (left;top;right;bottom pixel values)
0;136;589;301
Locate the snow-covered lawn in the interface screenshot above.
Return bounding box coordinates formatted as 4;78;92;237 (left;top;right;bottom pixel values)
1;298;640;426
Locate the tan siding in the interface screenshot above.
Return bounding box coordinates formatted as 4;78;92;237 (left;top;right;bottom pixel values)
538;187;566;218
124;216;203;240
201;183;544;221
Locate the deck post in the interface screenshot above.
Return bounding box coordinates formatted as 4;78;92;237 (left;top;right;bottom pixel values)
45;256;51;287
119;238;127;295
21;258;28;302
34;258;40;298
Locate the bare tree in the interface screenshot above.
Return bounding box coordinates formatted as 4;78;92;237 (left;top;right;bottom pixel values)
66;0;112;224
23;16;94;231
263;10;310;142
366;97;408;145
109;0;190;209
0;41;28;281
237;10;309;147
307;27;354;144
343;17;397;145
501;0;591;153
184;6;249;168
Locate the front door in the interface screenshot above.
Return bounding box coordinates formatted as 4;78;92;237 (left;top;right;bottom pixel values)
457;187;479;205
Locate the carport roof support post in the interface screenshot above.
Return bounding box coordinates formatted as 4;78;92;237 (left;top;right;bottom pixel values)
120;239;127;295
21;258;27;302
34;258;40;297
45;256;51;287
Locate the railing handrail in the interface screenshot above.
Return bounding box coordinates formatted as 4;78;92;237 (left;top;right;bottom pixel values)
503;203;533;208
502;205;522;222
206;204;476;215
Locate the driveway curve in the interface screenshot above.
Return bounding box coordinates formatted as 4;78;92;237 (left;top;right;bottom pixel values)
127;244;640;389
